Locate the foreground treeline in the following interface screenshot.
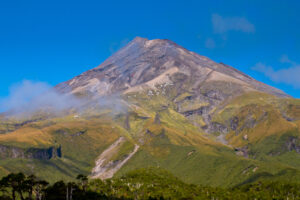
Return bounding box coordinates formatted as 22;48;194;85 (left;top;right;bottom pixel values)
0;168;300;200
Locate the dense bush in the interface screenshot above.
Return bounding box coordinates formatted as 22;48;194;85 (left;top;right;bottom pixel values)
0;168;299;199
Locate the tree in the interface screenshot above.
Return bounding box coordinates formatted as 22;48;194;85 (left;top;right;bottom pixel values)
76;174;88;192
0;177;11;200
1;173;27;200
45;181;66;200
66;182;77;200
33;180;49;200
24;175;36;200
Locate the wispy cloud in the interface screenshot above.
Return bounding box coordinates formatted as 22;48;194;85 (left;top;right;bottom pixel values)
253;56;300;88
0;80;128;117
280;54;297;65
0;80;81;115
205;38;216;49
212;14;255;34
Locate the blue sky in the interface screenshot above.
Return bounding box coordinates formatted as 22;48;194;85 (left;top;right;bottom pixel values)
0;0;300;98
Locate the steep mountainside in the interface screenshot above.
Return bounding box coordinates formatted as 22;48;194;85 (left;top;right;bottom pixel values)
0;37;300;186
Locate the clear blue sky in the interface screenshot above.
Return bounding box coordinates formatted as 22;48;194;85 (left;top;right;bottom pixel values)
1;0;299;97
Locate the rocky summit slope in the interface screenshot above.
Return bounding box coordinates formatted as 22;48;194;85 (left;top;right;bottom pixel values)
0;37;300;186
57;37;287;98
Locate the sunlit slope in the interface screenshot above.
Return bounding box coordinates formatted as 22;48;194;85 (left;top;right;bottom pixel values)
211;92;300;155
0;104;218;181
0;115;127;182
114;91;300;187
0;90;300;186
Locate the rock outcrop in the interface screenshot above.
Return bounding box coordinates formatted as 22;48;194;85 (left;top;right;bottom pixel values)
0;145;62;160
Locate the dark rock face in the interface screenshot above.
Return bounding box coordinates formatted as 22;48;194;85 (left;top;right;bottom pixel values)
0;145;62;159
207;122;228;134
281;113;295;122
230;111;266;136
230;117;239;131
286;137;300;153
145;129;155;137
235;146;249;158
158;129;167;139
236;116;256;135
154;113;161;124
72;130;86;137
204;90;225;101
124;115;130;130
182;106;211;117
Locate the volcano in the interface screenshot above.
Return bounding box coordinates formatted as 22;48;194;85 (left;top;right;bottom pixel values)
0;37;300;186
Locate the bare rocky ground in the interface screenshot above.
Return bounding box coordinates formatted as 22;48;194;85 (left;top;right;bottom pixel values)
91;137;139;179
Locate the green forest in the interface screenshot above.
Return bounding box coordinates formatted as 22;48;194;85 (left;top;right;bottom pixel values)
0;167;299;200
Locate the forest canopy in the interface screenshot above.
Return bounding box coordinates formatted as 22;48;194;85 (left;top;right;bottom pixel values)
0;167;299;200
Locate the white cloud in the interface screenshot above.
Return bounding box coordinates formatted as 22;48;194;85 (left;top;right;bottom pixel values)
205;38;216;49
0;80;128;118
0;80;81;115
253;58;300;88
212;14;255;34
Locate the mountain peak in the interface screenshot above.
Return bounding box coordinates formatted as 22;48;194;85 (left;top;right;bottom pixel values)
131;36;148;43
56;37;288;98
129;37;180;49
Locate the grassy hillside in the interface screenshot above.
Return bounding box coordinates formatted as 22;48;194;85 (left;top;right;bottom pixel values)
0;89;300;187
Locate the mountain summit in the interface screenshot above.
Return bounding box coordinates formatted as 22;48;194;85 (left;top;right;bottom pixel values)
56;37;287;98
